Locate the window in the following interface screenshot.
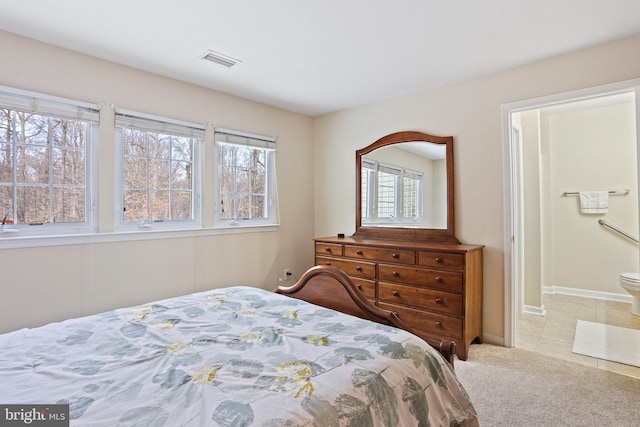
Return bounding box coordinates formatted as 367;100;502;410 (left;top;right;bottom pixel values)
361;160;423;224
0;87;98;236
115;110;204;230
215;129;277;227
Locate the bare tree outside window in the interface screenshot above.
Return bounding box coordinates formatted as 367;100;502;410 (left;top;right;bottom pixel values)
218;143;267;220
0;108;87;225
122;128;194;222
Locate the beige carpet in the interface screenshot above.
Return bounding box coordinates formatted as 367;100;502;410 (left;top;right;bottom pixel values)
454;344;640;426
572;320;640;368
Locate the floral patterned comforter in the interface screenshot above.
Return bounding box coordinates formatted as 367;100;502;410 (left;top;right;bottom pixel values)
0;286;478;426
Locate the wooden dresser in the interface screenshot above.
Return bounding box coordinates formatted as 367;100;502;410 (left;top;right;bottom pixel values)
314;236;483;360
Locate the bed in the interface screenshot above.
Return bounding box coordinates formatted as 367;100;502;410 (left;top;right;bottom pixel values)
0;265;478;426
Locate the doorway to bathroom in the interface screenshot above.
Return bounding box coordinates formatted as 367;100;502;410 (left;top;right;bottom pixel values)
503;80;640;377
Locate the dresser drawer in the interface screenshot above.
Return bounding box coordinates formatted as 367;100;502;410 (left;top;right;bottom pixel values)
378;264;463;292
379;282;463;315
379;302;463;339
315;256;376;280
344;245;416;265
350;277;376;299
315;242;343;257
418;252;464;271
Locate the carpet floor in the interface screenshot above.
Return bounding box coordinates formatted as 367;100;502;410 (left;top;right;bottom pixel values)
454;344;640;426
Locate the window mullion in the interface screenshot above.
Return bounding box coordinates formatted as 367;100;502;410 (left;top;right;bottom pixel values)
10;112;17;222
145;132;151;220
48;116;54;224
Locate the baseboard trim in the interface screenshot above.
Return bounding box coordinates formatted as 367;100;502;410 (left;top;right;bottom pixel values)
523;305;546;316
543;285;632;303
482;332;504;347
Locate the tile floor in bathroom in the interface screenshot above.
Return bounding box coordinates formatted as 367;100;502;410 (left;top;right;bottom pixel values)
516;293;640;379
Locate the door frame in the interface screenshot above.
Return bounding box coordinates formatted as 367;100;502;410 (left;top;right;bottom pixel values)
501;78;640;348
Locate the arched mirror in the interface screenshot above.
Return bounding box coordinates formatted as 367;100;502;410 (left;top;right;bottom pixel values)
354;131;459;244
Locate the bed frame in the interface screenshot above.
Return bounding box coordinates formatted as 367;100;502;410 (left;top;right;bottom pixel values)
275;265;456;366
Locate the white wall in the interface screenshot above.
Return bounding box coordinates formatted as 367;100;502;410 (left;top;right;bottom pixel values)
543;100;638;295
313;34;640;343
0;30;315;334
520;110;543;308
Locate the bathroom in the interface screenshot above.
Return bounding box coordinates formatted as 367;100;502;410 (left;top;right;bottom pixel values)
511;88;640;376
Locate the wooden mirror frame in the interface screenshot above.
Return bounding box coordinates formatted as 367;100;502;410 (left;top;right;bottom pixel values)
353;131;460;244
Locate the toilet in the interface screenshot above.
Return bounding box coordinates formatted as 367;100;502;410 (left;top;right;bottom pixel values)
619;272;640;316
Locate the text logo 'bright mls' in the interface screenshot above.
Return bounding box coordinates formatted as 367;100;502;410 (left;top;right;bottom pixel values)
1;405;69;426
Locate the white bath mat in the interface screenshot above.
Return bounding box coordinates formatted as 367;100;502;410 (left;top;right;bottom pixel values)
572;320;640;368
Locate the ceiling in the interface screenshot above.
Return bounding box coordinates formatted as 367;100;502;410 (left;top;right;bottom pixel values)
1;1;640;117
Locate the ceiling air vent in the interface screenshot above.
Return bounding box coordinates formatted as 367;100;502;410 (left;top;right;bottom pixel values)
201;50;241;68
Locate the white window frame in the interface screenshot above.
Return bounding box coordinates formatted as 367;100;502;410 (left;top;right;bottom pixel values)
0;85;98;238
214;128;278;228
114;109;203;232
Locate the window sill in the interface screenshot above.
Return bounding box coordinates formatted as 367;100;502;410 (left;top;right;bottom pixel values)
0;224;280;249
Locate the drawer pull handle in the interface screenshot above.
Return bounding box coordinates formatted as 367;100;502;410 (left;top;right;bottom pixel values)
435;276;443;282
435;257;443;263
325;262;331;266
435;321;442;327
435;297;443;304
392;291;399;297
392;271;399;277
356;285;362;290
356;250;363;255
325;247;331;252
355;266;363;271
392;253;399;258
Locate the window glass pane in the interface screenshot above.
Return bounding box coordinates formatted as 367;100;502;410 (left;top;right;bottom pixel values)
53;187;84;222
124;129;147;157
16;145;48;184
377;171;396;218
52;148;85;185
123;190;147;221
20;113;49;146
124;157;147;189
219;144;234;166
235;146;252;168
171;191;192;220
17;186;50;223
0;109;9;143
149;159;170;189
220;194;234;219
236;168;250;193
251;195;265;218
51;120;85;149
171;161;192;190
172;137;192;161
403;176;417;218
0;143;12;183
0;185;13;217
149;133;171;159
251;168;265;193
220;166;235;194
149;190;169;220
235;194;250;219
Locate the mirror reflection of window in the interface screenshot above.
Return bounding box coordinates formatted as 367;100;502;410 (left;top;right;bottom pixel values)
361;159;423;225
360;141;446;230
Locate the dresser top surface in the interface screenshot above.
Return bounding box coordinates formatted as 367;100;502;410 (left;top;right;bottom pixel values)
315;236;483;253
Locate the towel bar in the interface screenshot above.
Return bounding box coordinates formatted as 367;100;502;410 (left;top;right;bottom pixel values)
563;189;629;196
